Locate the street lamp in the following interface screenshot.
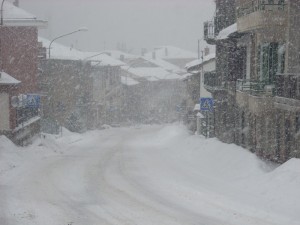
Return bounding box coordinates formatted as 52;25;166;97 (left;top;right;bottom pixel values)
82;52;110;126
48;27;88;58
47;27;87;135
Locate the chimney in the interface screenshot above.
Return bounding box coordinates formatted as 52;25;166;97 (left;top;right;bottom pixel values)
120;54;125;61
204;47;210;56
13;0;19;7
152;51;156;60
165;47;168;57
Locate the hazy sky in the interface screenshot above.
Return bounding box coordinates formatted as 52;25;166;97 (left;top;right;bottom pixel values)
19;0;215;54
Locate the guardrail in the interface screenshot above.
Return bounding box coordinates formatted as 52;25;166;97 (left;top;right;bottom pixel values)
237;0;286;18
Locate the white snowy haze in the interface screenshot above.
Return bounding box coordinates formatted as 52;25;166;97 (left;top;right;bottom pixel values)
20;0;215;53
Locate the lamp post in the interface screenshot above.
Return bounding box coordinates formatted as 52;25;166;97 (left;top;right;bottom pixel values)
82;52;111;126
48;27;88;58
0;0;5;75
47;27;87;135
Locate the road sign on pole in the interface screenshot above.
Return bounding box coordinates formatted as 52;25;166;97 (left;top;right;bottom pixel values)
200;98;214;112
25;94;40;108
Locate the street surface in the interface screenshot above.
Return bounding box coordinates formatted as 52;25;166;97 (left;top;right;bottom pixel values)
0;125;299;225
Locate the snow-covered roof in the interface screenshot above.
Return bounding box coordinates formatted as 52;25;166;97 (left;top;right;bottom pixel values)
216;23;237;40
143;57;184;74
145;46;198;59
102;50;139;60
81;52;126;67
123;66;181;82
0;71;20;85
180;73;193;80
39;37;125;66
121;76;139;86
185;53;216;69
2;2;47;27
39;37;84;61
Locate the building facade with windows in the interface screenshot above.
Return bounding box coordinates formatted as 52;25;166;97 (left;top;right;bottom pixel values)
0;2;47;144
204;0;300;163
234;0;299;162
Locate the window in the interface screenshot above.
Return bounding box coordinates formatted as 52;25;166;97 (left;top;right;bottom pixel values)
259;43;278;84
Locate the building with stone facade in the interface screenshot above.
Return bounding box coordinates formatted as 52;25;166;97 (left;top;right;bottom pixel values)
204;0;300;163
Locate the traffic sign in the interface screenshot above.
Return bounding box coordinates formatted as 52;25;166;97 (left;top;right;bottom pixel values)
200;98;214;112
25;94;40;108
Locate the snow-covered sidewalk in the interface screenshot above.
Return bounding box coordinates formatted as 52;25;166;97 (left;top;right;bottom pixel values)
0;125;299;225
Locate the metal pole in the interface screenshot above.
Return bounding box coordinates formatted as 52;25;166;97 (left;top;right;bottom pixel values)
206;111;209;138
198;39;200;59
1;0;5;26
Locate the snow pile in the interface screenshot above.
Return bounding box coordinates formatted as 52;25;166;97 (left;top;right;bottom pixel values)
125;125;299;225
0;135;19;176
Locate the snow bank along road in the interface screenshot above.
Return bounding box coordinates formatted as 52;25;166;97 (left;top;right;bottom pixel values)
0;125;300;225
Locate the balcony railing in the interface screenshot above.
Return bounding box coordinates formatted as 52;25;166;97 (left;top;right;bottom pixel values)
204;21;215;41
16;107;39;127
237;0;286;18
275;74;300;100
236;79;275;95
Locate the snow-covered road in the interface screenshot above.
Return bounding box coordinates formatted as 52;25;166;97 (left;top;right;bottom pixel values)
1;125;300;225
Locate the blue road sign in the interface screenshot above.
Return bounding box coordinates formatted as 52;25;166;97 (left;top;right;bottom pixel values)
200;98;214;112
26;94;40;108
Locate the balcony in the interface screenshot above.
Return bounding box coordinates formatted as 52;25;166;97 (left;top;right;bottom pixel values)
236;79;275;96
236;79;274;114
274;74;300;111
236;0;287;33
204;21;216;45
204;72;225;92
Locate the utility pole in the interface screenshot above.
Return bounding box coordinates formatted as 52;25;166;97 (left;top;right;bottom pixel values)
198;39;200;59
